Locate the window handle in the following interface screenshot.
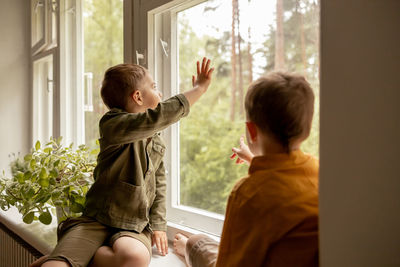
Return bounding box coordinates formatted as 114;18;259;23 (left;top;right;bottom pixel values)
160;38;169;57
47;78;53;93
50;0;58;13
136;50;145;65
35;1;43;13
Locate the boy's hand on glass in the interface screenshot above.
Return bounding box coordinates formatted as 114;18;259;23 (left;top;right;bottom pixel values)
230;135;254;165
152;230;168;256
192;57;214;92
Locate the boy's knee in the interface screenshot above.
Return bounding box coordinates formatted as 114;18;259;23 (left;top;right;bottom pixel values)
187;234;209;251
117;247;150;266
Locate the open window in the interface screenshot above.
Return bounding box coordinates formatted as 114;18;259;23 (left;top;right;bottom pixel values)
147;0;320;235
31;0;319;236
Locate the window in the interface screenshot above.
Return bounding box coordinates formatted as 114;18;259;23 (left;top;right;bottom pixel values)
149;0;320;235
31;0;59;144
31;0;124;148
31;0;319;236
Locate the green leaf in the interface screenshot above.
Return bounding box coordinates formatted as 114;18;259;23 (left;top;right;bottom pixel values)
44;147;52;154
35;141;41;151
53;159;60;168
24;154;32;161
30;159;36;169
39;168;48;179
23;212;35;224
38;178;49;188
36;193;51;203
70;202;84;213
16;172;25;183
38;211;52;225
74;195;86;206
24;171;32;180
23;188;35;199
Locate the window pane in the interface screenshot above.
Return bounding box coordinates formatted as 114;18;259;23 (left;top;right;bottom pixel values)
178;0;320;215
31;0;45;50
33;54;54;143
83;0;123;148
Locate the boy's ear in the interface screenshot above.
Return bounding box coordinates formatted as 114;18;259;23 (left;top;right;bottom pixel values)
131;90;143;105
246;121;258;143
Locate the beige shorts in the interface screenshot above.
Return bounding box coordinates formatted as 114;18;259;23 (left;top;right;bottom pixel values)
45;216;152;267
187;235;219;267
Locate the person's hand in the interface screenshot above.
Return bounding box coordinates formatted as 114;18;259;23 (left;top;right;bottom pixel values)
230;135;254;165
152;230;168;256
192;57;214;92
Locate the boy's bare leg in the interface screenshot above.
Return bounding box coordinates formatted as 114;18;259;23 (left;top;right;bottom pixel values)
41;260;70;267
89;237;150;267
174;233;190;266
29;255;49;267
174;233;218;267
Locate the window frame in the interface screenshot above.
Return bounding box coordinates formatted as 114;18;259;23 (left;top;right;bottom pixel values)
31;0;84;147
147;0;225;236
31;49;58;144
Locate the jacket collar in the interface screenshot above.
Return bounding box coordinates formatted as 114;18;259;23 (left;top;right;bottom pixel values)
248;150;311;174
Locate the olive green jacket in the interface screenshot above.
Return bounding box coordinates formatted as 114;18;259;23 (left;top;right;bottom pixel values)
83;94;190;233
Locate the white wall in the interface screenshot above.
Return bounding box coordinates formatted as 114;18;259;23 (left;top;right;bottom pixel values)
320;0;400;266
0;0;30;174
0;0;400;265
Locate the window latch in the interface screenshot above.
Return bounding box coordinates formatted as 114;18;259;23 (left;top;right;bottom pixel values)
136;50;145;65
34;1;43;13
159;38;169;57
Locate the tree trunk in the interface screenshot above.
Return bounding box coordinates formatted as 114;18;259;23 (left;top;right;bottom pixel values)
247;0;253;84
237;1;244;116
230;0;238;121
247;25;253;84
299;0;307;76
275;0;285;70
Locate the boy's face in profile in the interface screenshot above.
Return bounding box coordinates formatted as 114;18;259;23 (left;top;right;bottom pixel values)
137;72;162;110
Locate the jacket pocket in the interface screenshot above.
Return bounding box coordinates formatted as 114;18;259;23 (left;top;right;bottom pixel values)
108;181;147;223
149;143;165;170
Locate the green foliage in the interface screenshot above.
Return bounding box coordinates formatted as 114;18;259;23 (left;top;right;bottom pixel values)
0;137;98;225
178;15;248;214
178;0;319;215
83;0;123;148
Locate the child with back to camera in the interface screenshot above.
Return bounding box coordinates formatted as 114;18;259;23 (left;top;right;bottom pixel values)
30;57;214;267
174;72;319;267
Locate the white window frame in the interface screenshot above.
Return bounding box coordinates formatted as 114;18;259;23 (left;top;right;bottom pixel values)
31;0;60;145
147;0;224;236
31;0;49;55
32;49;57;144
31;0;84;148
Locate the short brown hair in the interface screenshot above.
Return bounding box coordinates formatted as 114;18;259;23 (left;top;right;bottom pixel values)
245;72;315;152
100;63;147;109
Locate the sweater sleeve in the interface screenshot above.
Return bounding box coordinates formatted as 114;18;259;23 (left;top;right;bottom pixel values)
101;94;189;145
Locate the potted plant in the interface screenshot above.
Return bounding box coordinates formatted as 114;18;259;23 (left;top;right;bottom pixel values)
0;137;98;225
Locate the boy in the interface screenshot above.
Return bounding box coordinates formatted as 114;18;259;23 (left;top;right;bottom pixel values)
31;57;214;267
174;72;319;267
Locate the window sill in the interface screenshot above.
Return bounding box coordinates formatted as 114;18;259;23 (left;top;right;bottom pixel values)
0;208;218;266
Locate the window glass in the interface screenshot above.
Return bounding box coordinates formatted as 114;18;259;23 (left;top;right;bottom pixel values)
31;0;45;49
33;54;54;143
83;0;124;147
177;0;320;215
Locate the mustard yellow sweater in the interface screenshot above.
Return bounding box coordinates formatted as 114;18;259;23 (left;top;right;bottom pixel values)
216;150;319;267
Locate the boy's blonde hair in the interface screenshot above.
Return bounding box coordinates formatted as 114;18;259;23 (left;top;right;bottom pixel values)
245;72;315;152
100;63;147;110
